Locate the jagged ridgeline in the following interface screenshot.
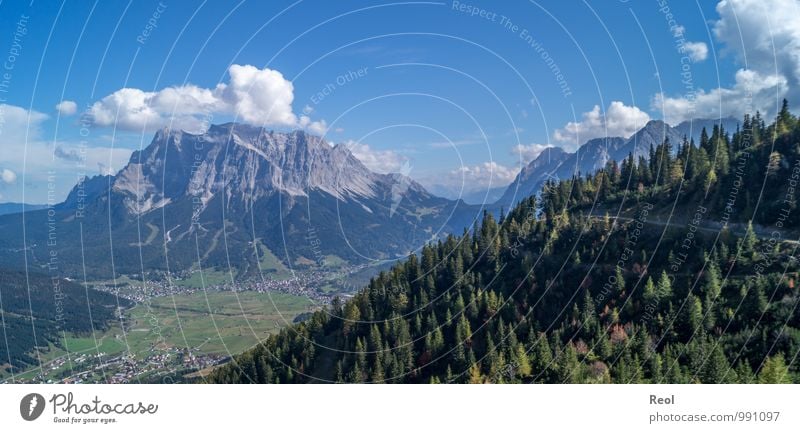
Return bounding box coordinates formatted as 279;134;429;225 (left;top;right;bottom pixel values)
209;101;800;383
0;124;478;279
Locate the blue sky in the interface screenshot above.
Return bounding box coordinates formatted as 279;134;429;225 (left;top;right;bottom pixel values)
0;0;796;203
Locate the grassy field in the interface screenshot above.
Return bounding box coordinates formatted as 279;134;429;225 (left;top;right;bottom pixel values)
322;254;347;268
63;334;127;354
86;274;145;289
4;291;313;381
256;241;292;279
6;334;129;382
173;268;233;288
123;291;313;356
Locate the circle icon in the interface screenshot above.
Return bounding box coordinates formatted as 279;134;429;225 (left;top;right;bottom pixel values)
20;393;45;421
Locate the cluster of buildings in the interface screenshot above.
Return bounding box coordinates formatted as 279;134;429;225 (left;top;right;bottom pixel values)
92;264;369;304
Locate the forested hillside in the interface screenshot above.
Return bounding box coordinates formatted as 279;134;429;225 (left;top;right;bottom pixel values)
541;99;800;229
0;271;129;374
209;102;800;384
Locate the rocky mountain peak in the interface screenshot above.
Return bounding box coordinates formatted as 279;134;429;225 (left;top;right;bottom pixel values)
108;124;384;215
496;118;690;207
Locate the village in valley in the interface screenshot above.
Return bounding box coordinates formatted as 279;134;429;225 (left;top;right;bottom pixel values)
2;264;369;384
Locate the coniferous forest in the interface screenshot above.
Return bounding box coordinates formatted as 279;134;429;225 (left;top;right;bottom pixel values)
208;101;800;384
11;10;800;433
0;270;129;372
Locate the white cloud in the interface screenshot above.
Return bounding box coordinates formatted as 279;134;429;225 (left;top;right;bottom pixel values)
654;0;800;123
345;140;408;173
51;144;131;175
653;69;787;124
221;64;297;126
714;0;800;95
55;100;78;116
87;64;326;134
450;162;520;189
0;103;49;144
298;115;327;135
88;86;217;132
0;103;132;202
421;161;519;201
511;143;553;164
1;168;16;184
681;41;708;62
553;101;650;146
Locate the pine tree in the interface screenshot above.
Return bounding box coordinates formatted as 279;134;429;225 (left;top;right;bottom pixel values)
515;343;532;377
734;360;754;384
682;294;703;337
657;271;673;301
776;98;794;134
643;276;658;306
743;221;757;253
703;344;730;383
468;362;484;384
758;354;792;384
703;253;722;299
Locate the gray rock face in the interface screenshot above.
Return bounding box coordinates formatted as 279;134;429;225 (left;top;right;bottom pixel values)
16;123;479;277
112;124;390;215
497;147;570;207
497;119;686;207
617;120;684;160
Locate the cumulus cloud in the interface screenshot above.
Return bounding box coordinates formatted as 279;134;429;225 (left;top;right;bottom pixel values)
55;100;78;116
221;64;297;126
450;162;520;189
345;140;408;173
87;64;326;134
1;168;16;184
553;101;650;146
653;69;787;124
654;0;799;123
298;115;328;135
681;41;708;62
87;86;218;132
511;143;553;164
714;0;800;94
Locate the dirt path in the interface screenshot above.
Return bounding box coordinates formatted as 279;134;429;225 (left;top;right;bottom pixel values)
592;213;800;245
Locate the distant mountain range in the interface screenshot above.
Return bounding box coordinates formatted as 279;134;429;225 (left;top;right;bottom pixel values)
496;117;739;207
674;116;739;144
425;183;507;205
0;124;479;279
0;117;740;279
0;202;47;216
